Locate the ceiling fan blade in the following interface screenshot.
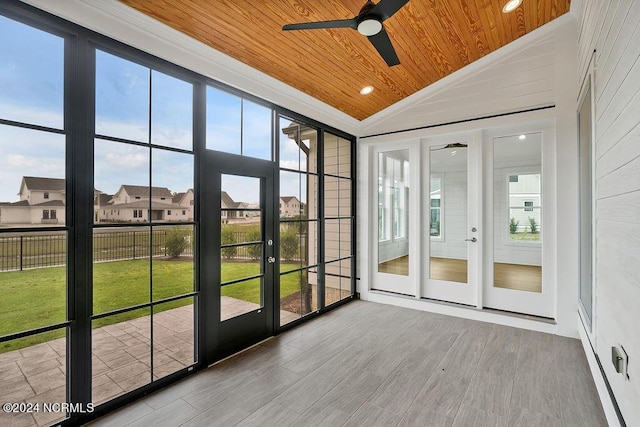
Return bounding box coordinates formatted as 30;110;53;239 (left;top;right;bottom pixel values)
370;0;410;21
283;19;356;31
367;27;400;66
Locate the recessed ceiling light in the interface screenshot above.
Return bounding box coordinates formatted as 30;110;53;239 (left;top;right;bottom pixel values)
360;86;374;95
502;0;523;13
518;134;526;140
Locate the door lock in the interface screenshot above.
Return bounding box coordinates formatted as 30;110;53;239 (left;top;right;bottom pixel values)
267;256;276;263
267;239;273;246
465;237;477;242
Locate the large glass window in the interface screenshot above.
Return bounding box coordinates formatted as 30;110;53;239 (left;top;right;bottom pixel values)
0;6;356;422
206;87;272;160
92;50;196;404
0;15;69;427
324;132;353;305
279;118;319;324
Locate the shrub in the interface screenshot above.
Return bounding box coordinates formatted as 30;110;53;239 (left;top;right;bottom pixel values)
221;227;237;259
165;228;188;258
529;217;539;234
246;228;262;259
280;228;298;261
509;217;519;234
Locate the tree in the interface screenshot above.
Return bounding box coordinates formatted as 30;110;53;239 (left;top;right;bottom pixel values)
528;217;539;234
165;228;188;258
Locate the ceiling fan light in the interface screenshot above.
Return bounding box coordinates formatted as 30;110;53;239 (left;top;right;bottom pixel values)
357;19;382;36
502;0;523;13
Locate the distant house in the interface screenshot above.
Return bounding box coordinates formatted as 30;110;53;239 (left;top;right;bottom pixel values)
279;196;302;217
172;189;194;221
99;185;190;222
0;176;66;225
221;191;259;223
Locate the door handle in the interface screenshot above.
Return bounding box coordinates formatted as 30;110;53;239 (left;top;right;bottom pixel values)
267;256;276;263
465;237;477;242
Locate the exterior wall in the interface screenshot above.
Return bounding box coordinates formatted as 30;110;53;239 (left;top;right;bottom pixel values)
0;206;65;225
23;189;64;205
0;206;31;224
577;1;640;424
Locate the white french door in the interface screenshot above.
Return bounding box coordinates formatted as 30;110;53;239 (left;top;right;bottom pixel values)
482;128;555;318
420;135;481;306
369;124;555;319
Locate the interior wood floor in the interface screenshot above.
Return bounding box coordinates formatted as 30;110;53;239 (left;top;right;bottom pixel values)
92;301;607;427
379;256;542;293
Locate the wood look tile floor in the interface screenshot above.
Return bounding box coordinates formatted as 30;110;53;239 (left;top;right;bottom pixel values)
90;301;607;427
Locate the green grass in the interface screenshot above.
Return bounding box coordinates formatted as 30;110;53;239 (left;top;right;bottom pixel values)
509;232;541;241
0;259;301;353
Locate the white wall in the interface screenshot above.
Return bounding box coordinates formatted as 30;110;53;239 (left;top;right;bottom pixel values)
576;1;640;424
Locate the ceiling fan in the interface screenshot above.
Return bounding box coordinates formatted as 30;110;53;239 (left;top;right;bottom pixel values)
282;0;410;67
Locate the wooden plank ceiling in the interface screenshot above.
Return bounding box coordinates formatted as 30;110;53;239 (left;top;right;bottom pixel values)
119;0;570;121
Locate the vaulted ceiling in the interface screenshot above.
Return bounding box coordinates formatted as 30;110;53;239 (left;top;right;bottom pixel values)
119;0;570;121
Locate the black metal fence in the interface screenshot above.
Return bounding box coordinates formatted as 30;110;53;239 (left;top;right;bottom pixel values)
0;228;193;272
0;228;308;272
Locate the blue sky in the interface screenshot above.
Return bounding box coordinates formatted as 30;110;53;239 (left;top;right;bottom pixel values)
0;16;303;205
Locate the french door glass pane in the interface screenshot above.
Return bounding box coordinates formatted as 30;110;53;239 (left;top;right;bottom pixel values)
493;133;542;292
220;174;263;320
429;144;467;283
378;150;409;276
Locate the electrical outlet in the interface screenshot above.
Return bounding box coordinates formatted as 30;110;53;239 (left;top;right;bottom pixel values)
611;345;628;379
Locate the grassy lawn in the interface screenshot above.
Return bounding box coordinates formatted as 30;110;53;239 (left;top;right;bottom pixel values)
0;259;301;353
509;232;541;241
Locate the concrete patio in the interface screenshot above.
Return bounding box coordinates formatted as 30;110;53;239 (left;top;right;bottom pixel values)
0;298;299;427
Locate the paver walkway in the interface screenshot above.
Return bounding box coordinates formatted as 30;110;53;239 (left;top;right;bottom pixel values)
0;298;298;427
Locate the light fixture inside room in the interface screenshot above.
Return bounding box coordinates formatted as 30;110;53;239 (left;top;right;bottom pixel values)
360;85;374;95
357;18;383;36
502;0;523;13
518;134;526;140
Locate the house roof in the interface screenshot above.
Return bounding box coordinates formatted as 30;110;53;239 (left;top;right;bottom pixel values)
221;191;240;208
120;185;173;199
32;200;66;207
280;196;298;204
97;193;113;206
23;176;65;192
172;192;185;204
